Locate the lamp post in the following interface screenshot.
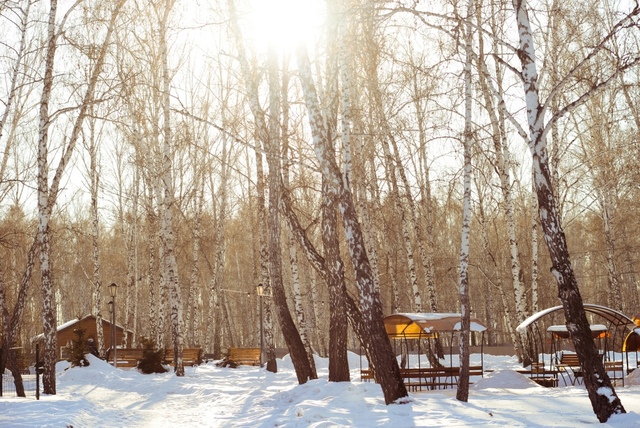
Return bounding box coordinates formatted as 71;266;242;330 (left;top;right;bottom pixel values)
256;283;264;367
109;282;118;368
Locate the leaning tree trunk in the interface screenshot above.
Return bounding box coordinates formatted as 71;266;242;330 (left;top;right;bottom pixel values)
512;0;625;421
265;46;316;384
280;56;316;373
296;43;407;405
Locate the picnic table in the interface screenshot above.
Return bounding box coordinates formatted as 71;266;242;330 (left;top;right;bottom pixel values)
363;366;485;391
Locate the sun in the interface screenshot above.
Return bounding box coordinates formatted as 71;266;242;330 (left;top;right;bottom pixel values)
247;0;325;52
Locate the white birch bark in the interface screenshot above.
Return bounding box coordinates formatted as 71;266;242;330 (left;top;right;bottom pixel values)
144;176;158;345
475;23;528;360
6;0;122;393
599;190;622;311
157;0;184;376
281;66;316;372
360;7;422;312
296;42;407;404
88;111;105;357
37;0;58;395
411;75;439;313
531;177;539;313
207;133;229;356
511;0;630;419
456;0;473;400
0;0;30;178
187;172;204;347
131;174;140;346
155;173;166;348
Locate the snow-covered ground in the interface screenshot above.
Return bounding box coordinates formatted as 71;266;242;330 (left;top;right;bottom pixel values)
2;352;640;427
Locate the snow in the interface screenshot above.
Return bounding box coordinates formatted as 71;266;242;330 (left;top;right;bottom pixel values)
2;353;640;427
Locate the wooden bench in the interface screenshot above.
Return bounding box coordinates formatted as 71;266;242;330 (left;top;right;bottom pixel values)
605;360;624;386
105;348;144;368
557;353;583;385
361;368;374;382
517;363;559;387
164;348;203;367
399;365;485;391
224;347;261;366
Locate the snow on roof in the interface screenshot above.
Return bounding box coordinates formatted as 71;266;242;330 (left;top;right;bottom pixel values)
516;304;634;333
547;324;608;332
32;314;129;342
385;313;488;336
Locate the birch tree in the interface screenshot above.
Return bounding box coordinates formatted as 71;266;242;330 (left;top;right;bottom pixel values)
475;0;529;362
456;0;474;402
296;43;408;404
36;0;126;393
509;0;640;420
36;0;59;395
154;0;184;376
85;109;106;357
226;0;314;381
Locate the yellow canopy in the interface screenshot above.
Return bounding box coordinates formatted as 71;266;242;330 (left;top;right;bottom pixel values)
384;313;488;339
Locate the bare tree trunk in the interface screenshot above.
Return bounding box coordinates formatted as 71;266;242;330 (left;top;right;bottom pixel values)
187;173;204;347
265;46;316;384
157;0;184;376
321;179;350;382
599;191;622;311
86;108;106;357
412;74;439;317
145;177;159;344
37;0;58;395
296;43;407;405
360;4;422;312
531;176;540;313
511;0;627;420
0;0;30;179
256;137;276;372
226;0;311;377
475;9;529;361
130;174;140;346
0;264;25;397
281;63;316;373
457;0;474;400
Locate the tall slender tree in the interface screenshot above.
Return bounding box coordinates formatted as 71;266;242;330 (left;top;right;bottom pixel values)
510;0;639;420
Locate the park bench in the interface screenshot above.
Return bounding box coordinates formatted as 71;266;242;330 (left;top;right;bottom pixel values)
557;352;583;385
517;362;559;387
217;347;261;367
360;368;374;381
164;348;203;367
604;360;624;386
399;365;485;391
362;365;485;391
228;347;261;366
105;348;144;368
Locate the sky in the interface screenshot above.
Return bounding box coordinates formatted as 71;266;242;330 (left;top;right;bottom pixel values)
2;351;640;427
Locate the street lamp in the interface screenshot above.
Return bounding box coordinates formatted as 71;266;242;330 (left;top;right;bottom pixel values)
109;282;118;368
256;284;264;367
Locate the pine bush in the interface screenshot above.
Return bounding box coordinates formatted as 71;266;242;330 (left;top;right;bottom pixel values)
137;337;168;374
68;328;90;367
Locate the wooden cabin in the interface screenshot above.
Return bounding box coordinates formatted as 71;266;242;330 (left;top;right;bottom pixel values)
32;314;132;360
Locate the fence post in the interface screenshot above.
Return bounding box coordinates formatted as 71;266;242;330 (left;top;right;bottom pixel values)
35;344;40;400
0;345;3;397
